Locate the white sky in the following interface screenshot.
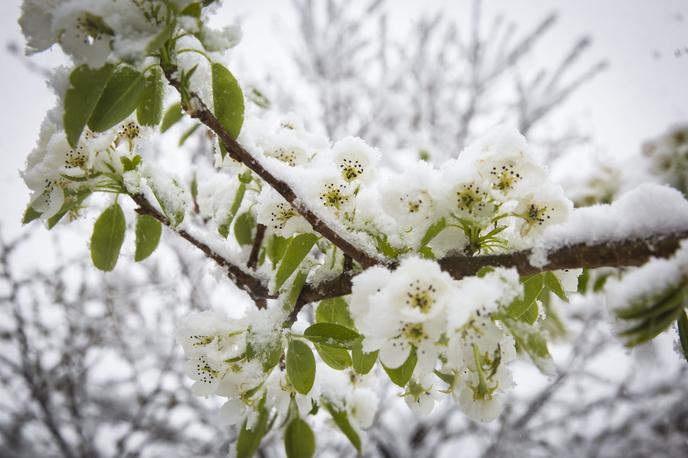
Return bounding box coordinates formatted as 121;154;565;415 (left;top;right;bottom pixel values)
0;0;687;241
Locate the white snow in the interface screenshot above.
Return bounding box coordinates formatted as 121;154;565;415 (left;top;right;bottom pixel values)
530;183;688;267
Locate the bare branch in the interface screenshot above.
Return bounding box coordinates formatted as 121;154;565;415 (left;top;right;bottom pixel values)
130;193;270;302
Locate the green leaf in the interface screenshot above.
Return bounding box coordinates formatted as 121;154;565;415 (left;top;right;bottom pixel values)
218;176;248;238
324;401;361;453
236;403;271;458
382;349;417;387
88;65;147;132
433;369;456;386
275;233;318;290
352;341;377;375
161;102;183;133
137;66;164;126
502;318;554;375
286;339;316;395
21;205;43;224
544;272;568;302
146;20;176;54
235;211;256;246
315;344;352;370
245;331;283;372
181;2;202;17
284;417;315;458
522;300;539;325
211;63;244;158
267;235;289;268
134;214;162;262
90;203;126;272
178;123;201;146
64;64;115;147
47;188;92;229
303;323;361;350
315;297;355;329
617;287;686;348
283;270;308;313
507;274;544;320
420;217;446;248
677;310;688;362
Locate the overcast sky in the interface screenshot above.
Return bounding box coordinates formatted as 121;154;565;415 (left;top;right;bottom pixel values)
0;0;686;242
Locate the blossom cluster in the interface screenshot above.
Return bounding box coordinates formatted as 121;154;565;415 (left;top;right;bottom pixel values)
176;307;379;431
20;0;239;69
240;116;573;263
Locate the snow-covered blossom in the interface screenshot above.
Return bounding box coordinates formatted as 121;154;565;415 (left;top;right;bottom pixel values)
350;257;457;373
513;184;572;237
329;136;380;184
464;126;546;199
403;374;442;415
256;188;311;237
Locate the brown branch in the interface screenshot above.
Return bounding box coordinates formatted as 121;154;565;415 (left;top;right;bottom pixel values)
293;229;688;314
130;193;270;301
162;65;379;268
247;224;266;270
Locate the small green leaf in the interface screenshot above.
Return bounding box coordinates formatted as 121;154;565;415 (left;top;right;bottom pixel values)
47;188;92;229
287;339;316;395
420;217;446;247
134;214;162;262
64;64;115;147
275;233;318;290
245;331;283;372
236;403;271;458
146;20;176;54
181;2;202;17
315;344;351;370
283;270;308;313
137;66;164;126
324;401;361;453
88;65;147;132
315;297;355;329
235;211;256;246
90;203;126;272
178;123;201;146
219;176;248;238
304;323;361;350
21;205;43;224
507;274;544;320
267;235;290;268
677;310;688;362
161;102;183;133
544;272;568;302
382;350;417;387
352;341;377;375
433;369;456;386
284;417;315;458
211;63;244;158
502;318;554;375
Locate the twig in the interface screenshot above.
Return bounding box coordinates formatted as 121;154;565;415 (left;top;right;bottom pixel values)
131;193;269;302
162;65;380;269
247;224;266;270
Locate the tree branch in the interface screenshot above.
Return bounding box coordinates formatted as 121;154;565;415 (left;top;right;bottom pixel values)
294;229;688;312
130;193;270;302
247;223;266;270
162;65;379;269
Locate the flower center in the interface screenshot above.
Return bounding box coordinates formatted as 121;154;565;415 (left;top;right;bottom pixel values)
525;203;551;226
270;203;297;229
456;184;488;215
402;323;428;344
490;163;521;192
320;183;349;209
270;148;299;167
339;158;364;181
405;280;437;313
